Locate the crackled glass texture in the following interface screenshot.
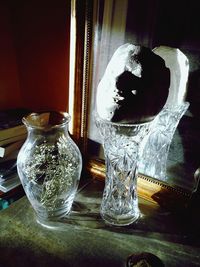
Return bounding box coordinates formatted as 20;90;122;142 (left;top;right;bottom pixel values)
96;116;152;226
139;102;189;181
17;111;82;225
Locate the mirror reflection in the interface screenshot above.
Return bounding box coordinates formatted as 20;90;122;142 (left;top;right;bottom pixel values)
87;0;200;192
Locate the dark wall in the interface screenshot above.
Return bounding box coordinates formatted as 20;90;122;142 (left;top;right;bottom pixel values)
0;1;22;109
0;0;70;112
125;0;200;120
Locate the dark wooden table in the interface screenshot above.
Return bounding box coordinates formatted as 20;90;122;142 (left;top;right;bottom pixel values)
0;179;200;267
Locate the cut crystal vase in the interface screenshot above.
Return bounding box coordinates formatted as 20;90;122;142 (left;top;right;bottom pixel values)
96;115;152;226
139;102;189;181
17;111;82;226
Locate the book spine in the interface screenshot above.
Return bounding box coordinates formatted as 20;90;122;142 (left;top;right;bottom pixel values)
0;140;24;158
0;134;27;146
0;125;27;141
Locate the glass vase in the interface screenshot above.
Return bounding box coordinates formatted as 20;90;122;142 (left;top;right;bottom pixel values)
96;116;152;226
17;111;82;226
139;102;189;181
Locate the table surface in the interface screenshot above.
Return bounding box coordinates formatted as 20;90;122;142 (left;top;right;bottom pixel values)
0;178;200;267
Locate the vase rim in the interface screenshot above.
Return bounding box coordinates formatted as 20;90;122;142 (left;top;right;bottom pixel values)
95;113;153;127
22;111;71;129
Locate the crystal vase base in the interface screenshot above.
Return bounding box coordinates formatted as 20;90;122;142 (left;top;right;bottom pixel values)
36;208;70;227
31;193;76;227
100;204;140;226
100;212;140;227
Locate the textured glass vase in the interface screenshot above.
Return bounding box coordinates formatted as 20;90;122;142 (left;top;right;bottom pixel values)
139;102;189;181
96;116;152;226
17;111;82;226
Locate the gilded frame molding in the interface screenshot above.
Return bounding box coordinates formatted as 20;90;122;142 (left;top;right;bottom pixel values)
69;0;192;211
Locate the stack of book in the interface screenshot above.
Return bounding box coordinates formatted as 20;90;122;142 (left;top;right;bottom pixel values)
0;108;30;193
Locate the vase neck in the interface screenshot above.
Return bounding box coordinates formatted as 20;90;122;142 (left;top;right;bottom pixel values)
23;111;70;130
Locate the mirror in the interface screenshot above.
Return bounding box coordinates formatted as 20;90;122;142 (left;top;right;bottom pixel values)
69;0;200;208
